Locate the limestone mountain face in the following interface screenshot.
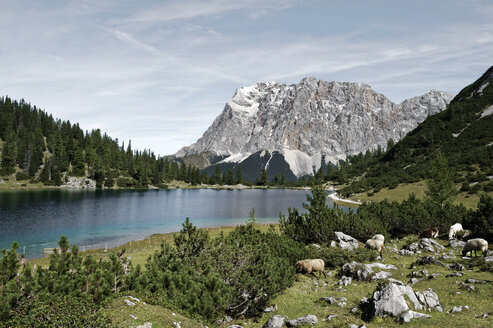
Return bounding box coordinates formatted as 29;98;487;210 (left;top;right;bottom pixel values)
176;78;453;179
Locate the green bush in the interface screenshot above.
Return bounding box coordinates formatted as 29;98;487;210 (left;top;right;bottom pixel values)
3;294;111;328
15;172;30;180
313;246;377;268
135;220;307;322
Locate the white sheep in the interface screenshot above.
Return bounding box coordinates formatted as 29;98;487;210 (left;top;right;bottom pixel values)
295;259;326;278
462;238;489;257
372;234;385;242
448;223;464;240
365;238;385;257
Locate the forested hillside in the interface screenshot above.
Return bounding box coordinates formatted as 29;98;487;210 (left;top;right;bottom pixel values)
339;66;493;197
0;96;204;188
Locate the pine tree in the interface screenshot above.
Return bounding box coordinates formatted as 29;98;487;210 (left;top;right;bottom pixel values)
425;150;458;208
0;131;17;175
235;167;243;184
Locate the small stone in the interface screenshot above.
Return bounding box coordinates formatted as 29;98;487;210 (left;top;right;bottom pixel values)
448;263;465;271
136;323;152;328
417;256;444;266
337;302;346;307
264;304;278;312
227;325;244;328
130;314;138;320
337;276;352;286
411;278;420;285
449;306;464;313
465;278;486;284
446;272;463;277
398;310;431;322
125;300;136;306
286;314;318;327
323;314;338;321
262;315;285;328
351;307;358;314
320;296;336;304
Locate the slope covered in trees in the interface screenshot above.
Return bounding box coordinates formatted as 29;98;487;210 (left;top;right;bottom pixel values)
0;96;205;188
340;66;493;196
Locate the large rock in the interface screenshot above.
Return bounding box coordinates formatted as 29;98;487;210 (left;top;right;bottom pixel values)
368;281;442;319
340;261;396;281
262;315;285;328
286;315;318;327
334;232;359;250
417;256;444;266
420;238;445;253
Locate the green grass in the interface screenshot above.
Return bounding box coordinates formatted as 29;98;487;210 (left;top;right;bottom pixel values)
230;236;493;328
27;225;493;327
102;296;204;328
348;181;493;209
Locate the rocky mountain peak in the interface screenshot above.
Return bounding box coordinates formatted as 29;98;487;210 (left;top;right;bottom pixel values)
176;78;453;179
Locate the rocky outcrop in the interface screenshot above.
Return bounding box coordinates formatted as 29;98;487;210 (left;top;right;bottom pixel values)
366;281;442;321
60;176;96;189
333;232;360;250
340;261;396;281
176;78;452;179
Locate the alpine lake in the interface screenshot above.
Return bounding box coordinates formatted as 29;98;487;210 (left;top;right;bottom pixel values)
0;188;347;258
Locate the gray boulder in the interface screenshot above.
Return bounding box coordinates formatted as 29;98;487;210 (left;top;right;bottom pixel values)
399;249;414;256
398;310;431;322
336;276;352;286
369;281;442;319
420;238;445;253
417;256;444;266
449;239;466;248
227;326;244;328
404;242;419;252
415;289;443;312
323;314;338;321
448;263;465;271
262;315;285;328
340;261;396;282
334;232;359;250
484;256;493;262
286;315;318;327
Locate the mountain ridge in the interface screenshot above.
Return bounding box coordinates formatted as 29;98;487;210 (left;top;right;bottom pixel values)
177;77;453;180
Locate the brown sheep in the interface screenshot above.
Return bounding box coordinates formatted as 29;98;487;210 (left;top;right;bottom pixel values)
295;259;326;278
419;227;439;239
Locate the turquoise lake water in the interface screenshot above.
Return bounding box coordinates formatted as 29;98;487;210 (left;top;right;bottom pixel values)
0;188;345;258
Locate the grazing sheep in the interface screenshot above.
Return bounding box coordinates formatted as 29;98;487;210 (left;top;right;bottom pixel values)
462;238;489;257
448;223;464;239
419;227;439;239
295;259;326;278
365;238;385;257
372;234;385;242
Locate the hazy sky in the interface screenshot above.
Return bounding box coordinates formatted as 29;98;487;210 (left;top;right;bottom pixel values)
1;0;492;155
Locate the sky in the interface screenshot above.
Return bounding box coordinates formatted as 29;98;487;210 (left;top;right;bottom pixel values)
1;0;492;156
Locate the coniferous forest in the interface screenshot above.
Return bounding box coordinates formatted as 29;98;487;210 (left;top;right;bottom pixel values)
0;96;206;188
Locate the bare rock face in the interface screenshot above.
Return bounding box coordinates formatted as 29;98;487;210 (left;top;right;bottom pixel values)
177;78;452;177
334;232;360;250
369;281;442;320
